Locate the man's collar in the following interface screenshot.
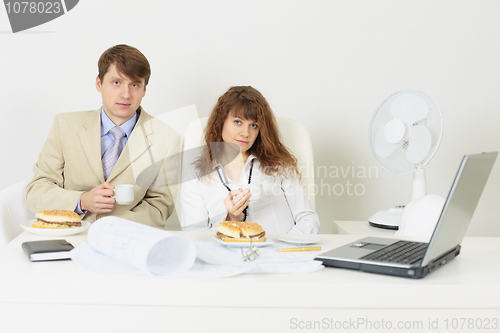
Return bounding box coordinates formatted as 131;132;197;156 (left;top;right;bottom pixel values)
100;107;139;138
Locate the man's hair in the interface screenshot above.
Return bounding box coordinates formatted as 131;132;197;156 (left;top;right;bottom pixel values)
98;44;151;86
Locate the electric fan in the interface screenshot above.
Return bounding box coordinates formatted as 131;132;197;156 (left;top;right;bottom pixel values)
368;88;443;229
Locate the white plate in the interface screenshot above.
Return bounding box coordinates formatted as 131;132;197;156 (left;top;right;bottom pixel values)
20;220;91;237
276;234;321;245
212;235;273;248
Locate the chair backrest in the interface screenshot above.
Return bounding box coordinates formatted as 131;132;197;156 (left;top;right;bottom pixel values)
0;180;34;249
181;117;315;209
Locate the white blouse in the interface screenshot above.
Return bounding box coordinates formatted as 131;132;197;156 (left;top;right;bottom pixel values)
180;156;320;234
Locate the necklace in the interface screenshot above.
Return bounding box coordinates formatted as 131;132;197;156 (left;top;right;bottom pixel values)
217;158;254;221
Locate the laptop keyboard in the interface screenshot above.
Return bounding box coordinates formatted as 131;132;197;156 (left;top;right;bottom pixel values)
360;241;428;265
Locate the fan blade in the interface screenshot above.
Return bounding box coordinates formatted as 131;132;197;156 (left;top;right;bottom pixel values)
406;125;431;164
390;93;429;124
374;126;396;158
384;118;406;144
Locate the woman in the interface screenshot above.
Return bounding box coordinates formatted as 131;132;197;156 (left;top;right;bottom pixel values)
181;86;319;234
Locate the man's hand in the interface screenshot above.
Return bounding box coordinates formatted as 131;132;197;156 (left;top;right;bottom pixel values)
80;182;115;214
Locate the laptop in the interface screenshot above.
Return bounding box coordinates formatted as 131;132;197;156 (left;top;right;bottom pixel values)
315;152;498;279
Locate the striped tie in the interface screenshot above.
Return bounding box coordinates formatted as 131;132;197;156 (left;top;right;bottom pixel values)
102;126;126;180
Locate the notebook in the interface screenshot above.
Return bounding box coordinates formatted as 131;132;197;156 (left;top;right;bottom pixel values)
22;239;74;262
315;152;498;279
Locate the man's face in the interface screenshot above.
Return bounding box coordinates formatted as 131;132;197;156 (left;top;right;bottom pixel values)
96;63;146;126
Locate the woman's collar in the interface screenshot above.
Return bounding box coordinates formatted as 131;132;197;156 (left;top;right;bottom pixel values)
212;154;256;170
245;154;257;164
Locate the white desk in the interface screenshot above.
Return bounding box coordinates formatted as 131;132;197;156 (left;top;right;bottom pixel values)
1;228;499;333
333;220;397;236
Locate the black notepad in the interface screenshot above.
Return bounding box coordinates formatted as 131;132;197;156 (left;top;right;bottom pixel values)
22;240;74;262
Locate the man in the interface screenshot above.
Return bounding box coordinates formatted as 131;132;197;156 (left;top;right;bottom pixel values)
26;44;180;228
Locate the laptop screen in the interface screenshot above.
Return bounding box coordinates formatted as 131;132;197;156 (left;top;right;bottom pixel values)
422;152;497;266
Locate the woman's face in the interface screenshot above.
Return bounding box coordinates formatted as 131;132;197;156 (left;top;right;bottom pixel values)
221;112;259;158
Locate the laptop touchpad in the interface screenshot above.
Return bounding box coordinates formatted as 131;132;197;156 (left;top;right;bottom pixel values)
351;242;386;250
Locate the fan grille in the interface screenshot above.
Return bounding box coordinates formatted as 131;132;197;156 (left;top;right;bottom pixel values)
369;88;443;175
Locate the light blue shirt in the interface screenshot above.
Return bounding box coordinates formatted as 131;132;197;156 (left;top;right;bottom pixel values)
100;108;138;157
76;108;139;214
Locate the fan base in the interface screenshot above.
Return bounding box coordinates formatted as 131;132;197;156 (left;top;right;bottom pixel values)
368;206;405;230
368;221;399;230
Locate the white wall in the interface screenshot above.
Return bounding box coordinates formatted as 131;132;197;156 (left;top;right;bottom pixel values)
1;0;499;235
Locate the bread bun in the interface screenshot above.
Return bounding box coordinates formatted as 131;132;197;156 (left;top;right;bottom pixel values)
32;221;73;229
215;221;266;242
33;210;82;229
214;221;241;239
219;236;266;243
240;222;264;237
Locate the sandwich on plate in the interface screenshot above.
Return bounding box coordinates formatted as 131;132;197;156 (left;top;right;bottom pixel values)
33;210;82;229
215;221;266;242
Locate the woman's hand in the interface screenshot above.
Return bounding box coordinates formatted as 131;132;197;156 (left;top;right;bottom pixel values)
224;188;251;221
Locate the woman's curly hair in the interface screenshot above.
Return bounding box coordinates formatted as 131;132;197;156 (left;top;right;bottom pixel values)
195;86;300;180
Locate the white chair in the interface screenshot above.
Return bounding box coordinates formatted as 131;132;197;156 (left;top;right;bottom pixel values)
0;180;34;249
181;117;315;209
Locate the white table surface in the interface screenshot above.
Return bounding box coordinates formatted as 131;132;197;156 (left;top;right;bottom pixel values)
1;227;499;333
333;220;398;236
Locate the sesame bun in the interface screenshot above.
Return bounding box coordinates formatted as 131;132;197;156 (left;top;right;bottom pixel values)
214;221;241;239
33;210;82;229
215;221;266;242
240;222;264;237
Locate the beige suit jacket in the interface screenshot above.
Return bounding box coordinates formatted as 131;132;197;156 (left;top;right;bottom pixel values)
26;108;181;228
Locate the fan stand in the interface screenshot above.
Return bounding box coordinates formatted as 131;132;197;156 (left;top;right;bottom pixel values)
368;206;405;230
368;169;427;229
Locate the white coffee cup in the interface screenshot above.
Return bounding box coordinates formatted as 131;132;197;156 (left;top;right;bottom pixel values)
112;184;135;205
243;184;262;202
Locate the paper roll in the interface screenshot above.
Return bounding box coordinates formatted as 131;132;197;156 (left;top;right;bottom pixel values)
85;217;196;276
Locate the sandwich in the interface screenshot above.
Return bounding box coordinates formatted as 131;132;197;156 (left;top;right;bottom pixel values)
215;221;266;242
33;210;82;229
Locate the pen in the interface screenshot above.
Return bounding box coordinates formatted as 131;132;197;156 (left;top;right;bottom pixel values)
277;246;322;252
